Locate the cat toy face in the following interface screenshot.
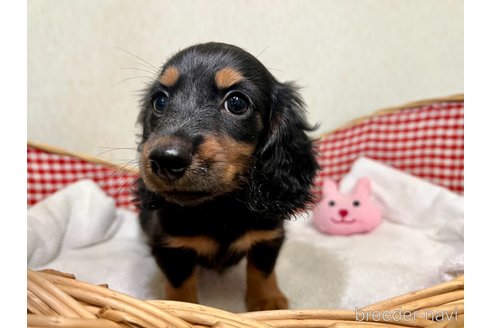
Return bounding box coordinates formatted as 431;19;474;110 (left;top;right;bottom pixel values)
312;177;381;235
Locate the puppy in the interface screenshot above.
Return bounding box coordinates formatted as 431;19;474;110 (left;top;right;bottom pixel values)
135;42;318;311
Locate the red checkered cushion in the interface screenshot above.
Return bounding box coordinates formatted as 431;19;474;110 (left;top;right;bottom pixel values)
27;147;138;209
27;100;463;210
314;101;464;197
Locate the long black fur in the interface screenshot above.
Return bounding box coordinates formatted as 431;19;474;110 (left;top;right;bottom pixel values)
248;82;318;218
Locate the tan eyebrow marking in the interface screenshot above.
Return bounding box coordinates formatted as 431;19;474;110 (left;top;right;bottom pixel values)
215;67;243;89
159;66;180;87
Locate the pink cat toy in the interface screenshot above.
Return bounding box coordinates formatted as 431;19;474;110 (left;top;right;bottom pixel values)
312;177;381;235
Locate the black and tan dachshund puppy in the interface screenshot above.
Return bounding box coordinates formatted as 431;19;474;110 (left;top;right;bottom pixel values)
135;42;318;311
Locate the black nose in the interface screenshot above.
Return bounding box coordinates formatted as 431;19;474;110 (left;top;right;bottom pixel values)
149;143;192;181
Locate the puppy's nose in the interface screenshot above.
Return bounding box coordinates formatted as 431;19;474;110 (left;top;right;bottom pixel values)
149;143;192;181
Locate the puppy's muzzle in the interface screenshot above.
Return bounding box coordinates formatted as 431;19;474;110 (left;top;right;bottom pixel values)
149;139;192;182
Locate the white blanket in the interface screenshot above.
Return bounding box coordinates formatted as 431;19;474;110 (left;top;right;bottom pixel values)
27;157;463;312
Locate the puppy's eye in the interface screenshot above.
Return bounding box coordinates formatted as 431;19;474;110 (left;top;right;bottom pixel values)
353;200;360;207
152;93;169;114
224;94;249;115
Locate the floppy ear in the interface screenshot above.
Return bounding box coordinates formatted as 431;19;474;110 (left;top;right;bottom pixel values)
248;82;319;219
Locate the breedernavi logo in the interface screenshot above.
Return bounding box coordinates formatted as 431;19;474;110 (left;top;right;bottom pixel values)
355;307;459;322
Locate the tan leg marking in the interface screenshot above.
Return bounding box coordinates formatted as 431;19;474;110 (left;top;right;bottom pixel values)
164;268;198;303
245;261;288;311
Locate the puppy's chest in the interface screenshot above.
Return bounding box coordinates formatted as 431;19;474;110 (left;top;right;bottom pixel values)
153;200;284;268
164;228;282;257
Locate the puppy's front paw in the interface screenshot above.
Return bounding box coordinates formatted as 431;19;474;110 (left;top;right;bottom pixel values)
246;293;289;311
165;278;198;303
246;266;289;311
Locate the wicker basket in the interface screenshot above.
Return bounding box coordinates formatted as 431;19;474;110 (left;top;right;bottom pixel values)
27;269;464;328
27;94;464;327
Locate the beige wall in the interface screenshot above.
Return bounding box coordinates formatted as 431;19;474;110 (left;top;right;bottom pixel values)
28;0;463;163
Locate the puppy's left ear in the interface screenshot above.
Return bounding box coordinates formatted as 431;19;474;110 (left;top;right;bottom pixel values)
249;82;319;218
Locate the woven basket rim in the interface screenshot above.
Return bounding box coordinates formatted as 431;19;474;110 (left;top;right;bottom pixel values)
27;269;464;328
27;93;464;174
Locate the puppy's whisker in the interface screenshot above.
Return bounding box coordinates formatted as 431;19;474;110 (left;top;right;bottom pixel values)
99;146;137;149
256;45;270;58
115;159;140;170
102;155;140;174
109;159;139;166
132;61;160;74
114;177;139;203
112;76;154;89
96;146;138;157
91;156;139;205
120;67;157;75
114;47;158;70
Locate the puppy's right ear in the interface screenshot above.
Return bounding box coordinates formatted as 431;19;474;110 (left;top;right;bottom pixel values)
248;82;319;219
